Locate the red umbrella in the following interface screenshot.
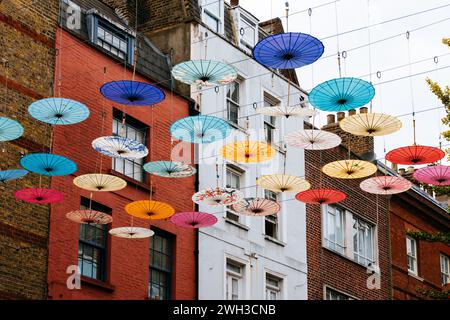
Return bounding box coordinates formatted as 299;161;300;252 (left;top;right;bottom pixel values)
385;145;444;165
15;188;64;204
295;189;346;204
170;212;218;228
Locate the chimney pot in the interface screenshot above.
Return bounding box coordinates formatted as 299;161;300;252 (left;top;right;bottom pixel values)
337;112;345;121
399;168;406;176
360;107;368;114
230;0;239;6
392;163;398;172
327;114;335;125
407;166;415;173
348;109;356;116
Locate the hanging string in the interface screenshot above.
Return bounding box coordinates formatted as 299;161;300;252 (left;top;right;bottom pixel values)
406;31;416;145
285;2;289;32
132;0;138;81
334;0;342;77
98;67;108;174
367;0;373;112
204;32;208;60
308;7;318;130
377;71;388;175
215;157;220;188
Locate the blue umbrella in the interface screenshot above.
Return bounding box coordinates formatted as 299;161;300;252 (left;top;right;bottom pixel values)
253;32;324;69
28;98;90;125
100;80;165;106
0;169;28;183
20;153;77;176
143;161;196;178
309;77;375;112
171;60;237;86
170;115;232;144
0;117;24;141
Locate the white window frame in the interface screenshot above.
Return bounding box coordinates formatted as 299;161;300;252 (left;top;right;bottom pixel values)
225;164;244;223
226;80;241;126
406;236;418;275
263;93;279;145
265;273;282;300
201;0;223;34
323;205;346;255
352;216;375;267
264;190;279;240
238;12;258;51
440;254;449;285
324;286;356;300
224;256;248;300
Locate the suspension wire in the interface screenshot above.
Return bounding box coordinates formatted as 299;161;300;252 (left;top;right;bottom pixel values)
334;0;342;77
406;31;417;145
367;0;373;112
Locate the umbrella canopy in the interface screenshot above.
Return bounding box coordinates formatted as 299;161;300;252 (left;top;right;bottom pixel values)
143;161;196;178
66;209;113;224
253;32;324;69
0;169;28;183
170;211;218;228
257;174;310;193
339;113;402;137
0;117;24;141
322;160;377;179
170;115;232;144
73;174;127;192
231;197;280;216
125;200;175;220
360;176;412;195
14;188;64;204
413;165;450;186
92;136;148;159
171;60;237;86
192;187;244;206
100;80;165;106
385;145;445;165
220;141;275;164
309;77;375;112
284;129;342;150
295;189;347;204
256;106;318;118
109;226;154;239
28;98;89;125
20;153;77;176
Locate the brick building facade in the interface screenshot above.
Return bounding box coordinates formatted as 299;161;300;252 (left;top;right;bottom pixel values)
0;0;59;299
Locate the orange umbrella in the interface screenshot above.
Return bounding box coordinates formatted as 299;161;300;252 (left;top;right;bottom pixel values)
125;200;175;220
220;141;275;163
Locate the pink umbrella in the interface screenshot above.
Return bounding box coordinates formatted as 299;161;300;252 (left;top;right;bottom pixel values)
360;176;412;195
15;188;64;204
413;165;450;186
170;212;218;228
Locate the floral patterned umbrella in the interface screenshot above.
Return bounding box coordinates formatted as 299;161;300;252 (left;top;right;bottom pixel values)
192;187;244;206
143;161;196;178
92;136;148;159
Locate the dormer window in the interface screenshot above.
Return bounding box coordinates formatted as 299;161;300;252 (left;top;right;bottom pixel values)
239;14;257;50
201;0;223;33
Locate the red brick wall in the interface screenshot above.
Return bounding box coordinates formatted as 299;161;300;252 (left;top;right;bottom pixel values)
47;29;196;300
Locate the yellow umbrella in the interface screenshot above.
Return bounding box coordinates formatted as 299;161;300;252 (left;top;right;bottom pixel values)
339;113;402;137
73;174;127;192
256;174;310;193
322;160;377;179
125;200;175;220
220;141;275;164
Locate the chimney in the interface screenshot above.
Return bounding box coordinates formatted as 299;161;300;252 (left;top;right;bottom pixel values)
348;109;356;116
101;0;132;25
337;112;345;122
230;0;240;6
327;114;335;125
398;168;405;176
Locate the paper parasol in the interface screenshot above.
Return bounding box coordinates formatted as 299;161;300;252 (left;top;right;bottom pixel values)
360;176;412;195
220;141;275;164
28;98;89;125
73;174;127;192
256;106;318;118
256;174;311;193
171;60;237;86
100;80;165;106
385;145;445;165
295;189;347;204
322;160;377;179
109;226;154;239
253;32;324;69
413;165;450;186
192;187;244;206
14;188;64;204
66;209;113;224
92;136;148;159
309;77;375;112
231;197;280;216
339;113;402;137
170;115;232;144
20;153;77;176
125;200;175;220
284;129;341;150
170;212;218;228
0;117;24;141
143;161;196;178
0;169;28;183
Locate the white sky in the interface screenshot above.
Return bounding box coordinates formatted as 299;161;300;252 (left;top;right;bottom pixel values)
239;0;450;166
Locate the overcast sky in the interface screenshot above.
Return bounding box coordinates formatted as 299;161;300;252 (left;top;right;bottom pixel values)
239;0;450;166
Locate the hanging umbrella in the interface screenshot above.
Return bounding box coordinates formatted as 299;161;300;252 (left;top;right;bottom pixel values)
413;165;450;186
66;209;113;224
339;113;402;137
0;169;28;183
360;176;412;195
295;189;347;204
256;105;318;118
220;141;275;164
171;60;237;86
170;211;218;228
143;161;196;178
170;115;232;144
28;98;89;125
309;77;375;112
100;80;165;106
73;174;127;192
231;197;280;216
322;159;377;179
253;32;324;69
256;174;310;193
92;136;148;159
20;153;77;176
385;145;445;165
14;188;64;204
284;129;341;150
109;226;154;239
125;200;175;220
0;117;24;141
192;187;244;206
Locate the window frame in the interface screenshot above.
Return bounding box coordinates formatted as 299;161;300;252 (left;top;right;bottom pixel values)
239;13;258;50
201;0;223;33
323;205;346;255
406;236;418;275
352;216;375;267
226;259;243;300
263;93;279;145
440;254;450;285
226;80;241;126
225;164;243;222
265;273;282;300
149;229;174;300
324;286;355;300
264;190;279;239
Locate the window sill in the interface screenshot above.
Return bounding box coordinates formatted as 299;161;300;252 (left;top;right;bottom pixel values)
322;246;374;270
264;235;285;247
110;169;153;193
227;121;247;133
408;271;424;282
224;217;249;231
81;276;115;292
